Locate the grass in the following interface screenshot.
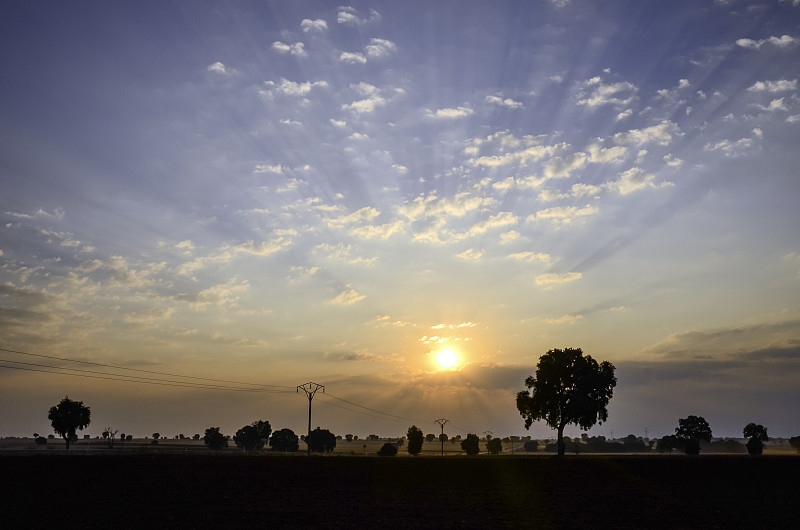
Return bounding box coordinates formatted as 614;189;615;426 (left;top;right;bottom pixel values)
2;453;798;528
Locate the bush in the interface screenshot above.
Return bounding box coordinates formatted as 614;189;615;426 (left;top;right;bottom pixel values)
377;443;398;456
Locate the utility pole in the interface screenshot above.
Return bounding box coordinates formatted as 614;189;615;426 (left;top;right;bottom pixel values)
297;382;324;455
435;418;449;456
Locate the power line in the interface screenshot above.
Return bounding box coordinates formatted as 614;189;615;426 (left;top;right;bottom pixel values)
0;359;294;393
0;347;294;389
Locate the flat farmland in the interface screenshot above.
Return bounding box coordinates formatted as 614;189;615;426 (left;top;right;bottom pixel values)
2;454;798;528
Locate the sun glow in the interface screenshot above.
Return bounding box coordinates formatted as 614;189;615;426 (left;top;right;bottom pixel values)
435;349;459;370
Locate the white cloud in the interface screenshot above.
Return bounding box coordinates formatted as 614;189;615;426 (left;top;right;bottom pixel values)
272;41;307;57
788;114;800;123
337;7;381;26
426;106;474;119
457;248;484;260
616;108;633;121
576;77;637;108
755;98;788;112
253;164;283;174
261;78;329;97
535;272;582;286
528;205;598;224
331;286;366;305
485;95;523;109
587;143;627;164
545;314;583;324
606;167;673;195
339;51;367;64
544;152;587;179
329;119;347;128
207;62;232;74
613;120;679;146
508;251;551;263
327;206;381;228
341;82;387;113
663;154;683;167
458;212;518;238
704;137;754;157
736;35;799;49
499;230;520;244
392;163;408;174
233;235;294;256
301;18;328;32
365;38;397;58
747;79;798;92
351;220;404;240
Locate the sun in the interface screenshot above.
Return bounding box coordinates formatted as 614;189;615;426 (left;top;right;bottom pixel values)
435;349;459;370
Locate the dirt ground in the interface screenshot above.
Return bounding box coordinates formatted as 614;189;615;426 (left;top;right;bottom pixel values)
2;453;798;528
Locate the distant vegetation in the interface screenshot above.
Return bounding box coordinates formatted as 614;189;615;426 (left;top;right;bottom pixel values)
29;350;799;457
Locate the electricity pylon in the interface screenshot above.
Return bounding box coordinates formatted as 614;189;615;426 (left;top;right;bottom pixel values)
297;382;324;455
435;418;449;456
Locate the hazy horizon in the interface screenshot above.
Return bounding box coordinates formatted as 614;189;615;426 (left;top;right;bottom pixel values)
2;1;799;440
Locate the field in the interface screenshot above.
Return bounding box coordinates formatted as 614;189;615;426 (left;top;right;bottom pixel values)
2;452;798;528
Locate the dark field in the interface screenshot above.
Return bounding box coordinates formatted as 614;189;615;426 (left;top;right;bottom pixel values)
2;454;798;528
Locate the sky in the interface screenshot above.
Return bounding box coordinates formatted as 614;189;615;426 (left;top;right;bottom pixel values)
1;0;799;441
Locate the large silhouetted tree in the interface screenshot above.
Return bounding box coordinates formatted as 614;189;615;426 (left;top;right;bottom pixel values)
743;423;769;456
269;428;299;452
516;348;617;457
233;420;272;452
461;433;480;455
407;425;424;456
48;396;91;450
305;427;336;453
486;436;503;455
203;427;228;450
675;415;712;455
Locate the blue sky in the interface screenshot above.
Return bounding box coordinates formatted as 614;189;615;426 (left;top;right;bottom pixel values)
2;0;799;440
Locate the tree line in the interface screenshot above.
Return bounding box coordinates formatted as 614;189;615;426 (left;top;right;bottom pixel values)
42;347;797;456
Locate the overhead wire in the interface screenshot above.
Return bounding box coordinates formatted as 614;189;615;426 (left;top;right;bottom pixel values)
0;347;435;426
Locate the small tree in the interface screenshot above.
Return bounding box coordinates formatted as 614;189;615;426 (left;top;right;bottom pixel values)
407;425;424;456
425;433;436;443
305;427;336;453
486;436;503;455
439;433;448;444
743;423;769;456
233;420;272;452
675;415;712;455
203;427;228;450
378;442;398;456
656;435;680;454
119;433;125;448
345;434;353;442
48;396;91;450
269;428;299;452
517;348;617;457
461;433;480;455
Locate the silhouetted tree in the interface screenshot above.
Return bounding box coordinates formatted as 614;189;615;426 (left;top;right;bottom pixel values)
233;420;272;452
203;427;228;450
35;435;47;446
439;433;448;444
367;434;379;441
656;435;680;453
269;428;299;452
790;437;800;453
119;433;125;448
461;433;480;455
48;396;91;450
345;434;353;442
378;442;398;456
486;436;503;455
516;348;617;457
743;423;769;456
425;433;436;443
192;433;200;441
407;425;424;456
523;440;538;452
675;415;712;455
305;427;336;453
